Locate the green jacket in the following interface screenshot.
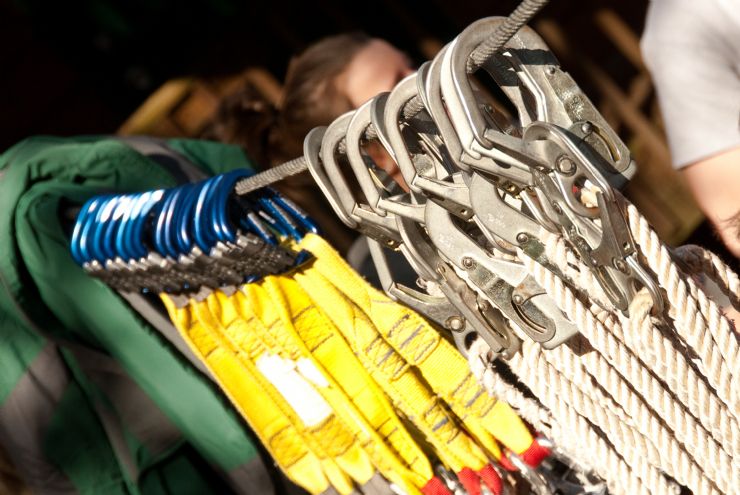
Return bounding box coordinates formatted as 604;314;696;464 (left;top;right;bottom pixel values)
0;136;286;494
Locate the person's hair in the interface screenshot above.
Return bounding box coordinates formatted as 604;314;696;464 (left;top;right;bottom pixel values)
202;32;374;253
204;31;371;166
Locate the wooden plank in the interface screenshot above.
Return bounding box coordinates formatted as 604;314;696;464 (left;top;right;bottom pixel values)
585;63;670;163
593;9;646;71
599;74;651;135
147;117;188;138
171;84;221;136
240;68;283;105
627;72;652;108
117;78;193;136
206;67;283;105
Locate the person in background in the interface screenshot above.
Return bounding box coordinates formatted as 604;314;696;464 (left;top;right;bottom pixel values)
204;32;414;253
641;0;740;260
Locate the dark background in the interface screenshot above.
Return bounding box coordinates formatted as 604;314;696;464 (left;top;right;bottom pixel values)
1;0;647;151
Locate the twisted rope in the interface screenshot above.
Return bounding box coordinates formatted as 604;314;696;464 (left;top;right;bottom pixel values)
468;338;554;436
673;244;740;310
468;199;740;493
506;342;668;495
541;230;739;459
626;204;740;416
520;252;731;494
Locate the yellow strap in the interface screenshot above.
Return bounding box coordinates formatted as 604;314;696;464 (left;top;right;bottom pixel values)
219;285;384;491
197;294;359;495
242;279;434;492
160;295;331;494
300;234;535;455
293;263;490;472
161;232;536;493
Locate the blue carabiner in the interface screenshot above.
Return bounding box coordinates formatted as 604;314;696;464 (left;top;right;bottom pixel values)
194;176;220;252
232;192;276;244
205;175;228;243
123;192;151;261
240;209;278;245
175;183;200;254
153;188;178;258
255;203;290;238
115;193;139;261
258;195;302;241
163;185;191;259
71;196;103;265
91;195;122;263
133;189;164;260
214;170;251;243
103;194;134;261
271;192;319;235
121;191;158;261
78;195;110;264
98;195;122;262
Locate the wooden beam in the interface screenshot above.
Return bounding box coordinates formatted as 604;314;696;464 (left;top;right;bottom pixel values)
117;78;193;136
593;9;646;71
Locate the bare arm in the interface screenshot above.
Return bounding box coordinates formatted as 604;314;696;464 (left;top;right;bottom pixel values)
682;147;740;258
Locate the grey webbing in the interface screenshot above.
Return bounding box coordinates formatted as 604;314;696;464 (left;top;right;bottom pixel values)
116;136;209;184
118;292;214;379
0;343;77;494
233;0;549;197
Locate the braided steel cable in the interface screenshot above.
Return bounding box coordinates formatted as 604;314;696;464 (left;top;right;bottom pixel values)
467;0;550;70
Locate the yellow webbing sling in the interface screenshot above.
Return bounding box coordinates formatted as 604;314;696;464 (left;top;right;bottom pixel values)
219;285;431;493
162;296;335;494
291;259;492;472
203;293;375;493
161;234;538;495
165;287;435;494
297;234;535;457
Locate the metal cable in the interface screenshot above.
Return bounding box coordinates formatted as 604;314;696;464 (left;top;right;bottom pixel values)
402;97;426;121
468;0;550;71
234;156;308;195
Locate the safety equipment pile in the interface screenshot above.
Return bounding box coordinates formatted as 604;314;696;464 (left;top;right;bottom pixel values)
230;9;740;495
70;173;557;494
69;3;740;494
162;233;554;495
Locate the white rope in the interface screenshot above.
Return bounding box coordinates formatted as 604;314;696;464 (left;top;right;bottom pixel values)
467;338;554;436
626;204;740;417
673;244;740;310
621;291;739;458
539;229;611;309
537;344;681;494
507;342;674;495
535;231;739;456
471;325;677;494
464;196;740;494
519;252;731;494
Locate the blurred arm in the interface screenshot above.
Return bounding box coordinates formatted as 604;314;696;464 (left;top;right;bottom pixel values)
682;148;740;258
641;0;740;259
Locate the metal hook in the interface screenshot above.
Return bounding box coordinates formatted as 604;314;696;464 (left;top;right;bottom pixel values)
306;114;402;246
